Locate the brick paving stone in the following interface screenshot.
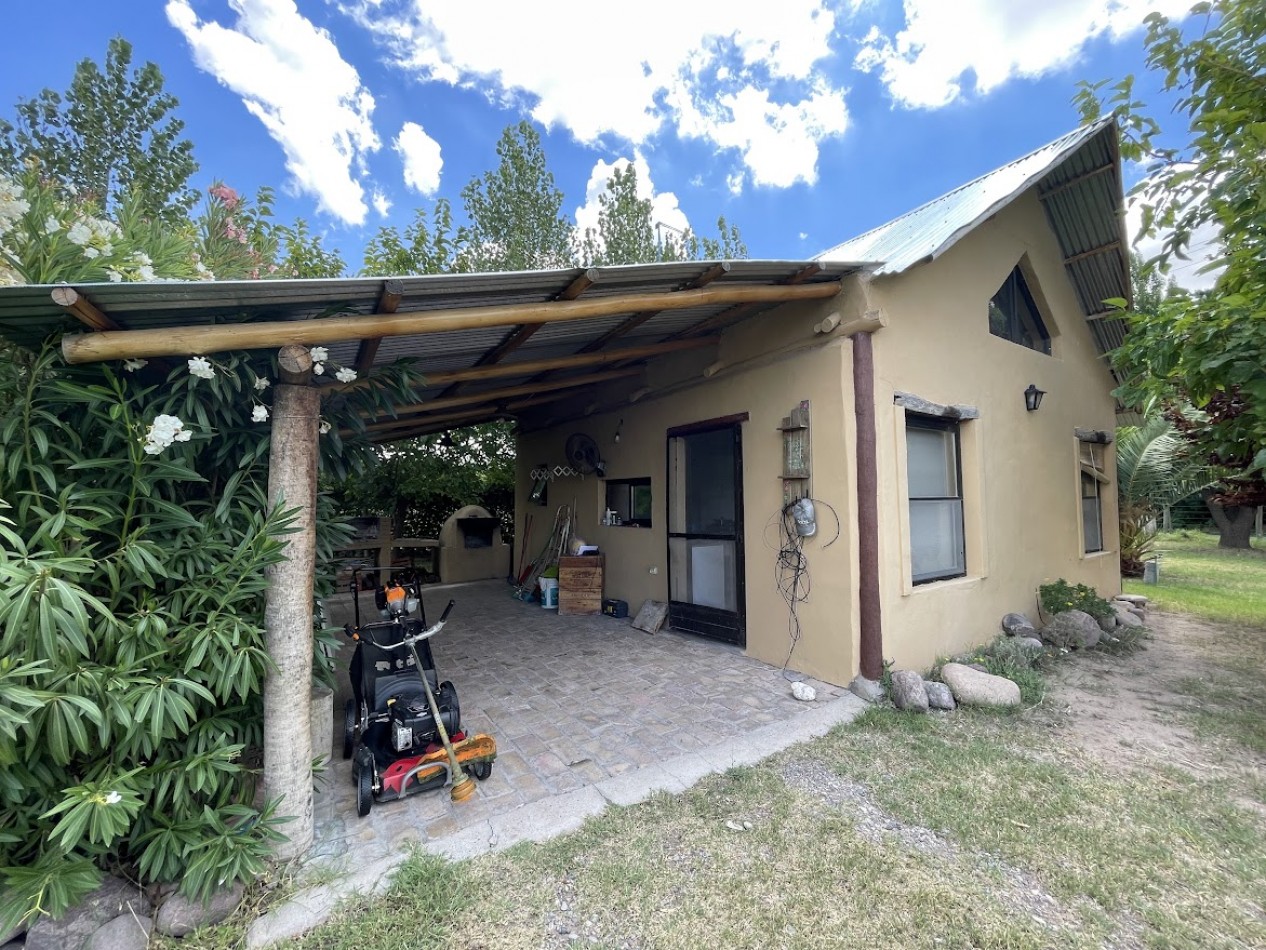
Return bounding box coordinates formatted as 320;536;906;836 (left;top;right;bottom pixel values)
312;580;845;877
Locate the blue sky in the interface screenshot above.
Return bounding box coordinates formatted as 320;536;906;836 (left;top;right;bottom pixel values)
0;1;1198;273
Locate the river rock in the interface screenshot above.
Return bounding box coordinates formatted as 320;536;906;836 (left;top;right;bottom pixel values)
889;670;929;712
1113;603;1145;628
923;681;956;710
940;663;1021;708
25;876;152;950
86;914;153;950
1041;609;1101;650
1001;612;1038;637
1015;636;1045;656
155;882;246;937
1115;594;1148;606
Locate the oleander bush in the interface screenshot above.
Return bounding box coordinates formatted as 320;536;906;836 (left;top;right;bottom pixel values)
0;342;417;929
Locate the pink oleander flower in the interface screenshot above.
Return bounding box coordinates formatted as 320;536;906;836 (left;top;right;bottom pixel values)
210;183;240;211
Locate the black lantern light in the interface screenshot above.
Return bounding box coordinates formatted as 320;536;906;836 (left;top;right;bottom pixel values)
1024;384;1045;412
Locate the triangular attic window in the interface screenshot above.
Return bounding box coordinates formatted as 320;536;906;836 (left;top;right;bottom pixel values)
988;266;1051;355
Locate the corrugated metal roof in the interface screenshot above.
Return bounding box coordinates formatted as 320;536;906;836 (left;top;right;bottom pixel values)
816;118;1130;368
0;259;862;441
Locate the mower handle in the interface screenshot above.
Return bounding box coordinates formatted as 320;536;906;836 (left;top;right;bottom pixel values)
345;601;456;649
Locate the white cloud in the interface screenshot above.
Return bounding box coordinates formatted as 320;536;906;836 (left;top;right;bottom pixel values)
340;1;848;192
394;121;443;195
166;0;380;225
856;0;1192;109
372;190;392;216
574;153;691;250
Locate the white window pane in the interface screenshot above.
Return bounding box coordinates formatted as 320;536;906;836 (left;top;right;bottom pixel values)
906;427;956;497
910;499;965;582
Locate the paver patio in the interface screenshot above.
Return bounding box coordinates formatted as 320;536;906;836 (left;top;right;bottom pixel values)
312;578;846;865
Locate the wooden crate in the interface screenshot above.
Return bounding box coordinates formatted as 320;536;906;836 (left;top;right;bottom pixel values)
558;555;604;616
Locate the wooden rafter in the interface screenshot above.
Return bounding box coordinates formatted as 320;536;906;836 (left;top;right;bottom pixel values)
527;261;733;386
353;279;403;374
51;287;119;331
1063;241;1123;266
437;268;601;399
678;263;822;339
365;366;643;430
61;280;840;364
1038;162;1116;201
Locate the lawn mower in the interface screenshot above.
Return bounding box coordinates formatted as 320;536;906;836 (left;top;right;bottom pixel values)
342;572;496;817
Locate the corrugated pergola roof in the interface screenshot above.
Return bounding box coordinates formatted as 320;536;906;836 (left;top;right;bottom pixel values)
818;118;1131;363
0;259;864;442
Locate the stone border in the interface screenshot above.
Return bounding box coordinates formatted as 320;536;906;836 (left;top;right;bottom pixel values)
245;692;868;947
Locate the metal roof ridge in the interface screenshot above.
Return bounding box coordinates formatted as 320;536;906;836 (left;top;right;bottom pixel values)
815;116;1117;266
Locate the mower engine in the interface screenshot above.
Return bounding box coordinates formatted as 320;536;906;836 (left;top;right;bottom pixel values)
389;697;432;752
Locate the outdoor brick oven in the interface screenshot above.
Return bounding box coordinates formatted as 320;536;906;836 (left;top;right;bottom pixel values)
438;504;511;584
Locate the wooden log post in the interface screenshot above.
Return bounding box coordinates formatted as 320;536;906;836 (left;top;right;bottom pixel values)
852;331;883;683
262;344;320;861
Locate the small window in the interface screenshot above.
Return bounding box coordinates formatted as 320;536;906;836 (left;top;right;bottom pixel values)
906;415;966;584
1079;440;1107;554
989;266;1051;354
605;477;652;527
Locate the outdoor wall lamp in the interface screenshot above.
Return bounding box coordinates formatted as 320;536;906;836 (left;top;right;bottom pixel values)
1024;384;1046;412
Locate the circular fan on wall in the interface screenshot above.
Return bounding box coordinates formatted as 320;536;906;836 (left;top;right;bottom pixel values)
564;432;606;478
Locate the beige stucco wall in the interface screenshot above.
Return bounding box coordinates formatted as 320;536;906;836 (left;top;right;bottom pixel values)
866;189;1121;672
515;297;862;686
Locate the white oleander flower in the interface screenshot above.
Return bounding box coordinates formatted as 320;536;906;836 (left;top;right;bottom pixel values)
335;367;357;383
188;356;215;379
319;420;332;434
66;221;92;246
254;376;270;391
312;362;325;376
309;346;328;363
103;791;122;805
123;359;147;372
136;264;155;281
143;414;190;454
106;269;123;283
83;246;101;260
252;404;269;423
43;216;60;235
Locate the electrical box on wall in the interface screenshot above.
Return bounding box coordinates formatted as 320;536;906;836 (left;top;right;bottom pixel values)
778;400;811;503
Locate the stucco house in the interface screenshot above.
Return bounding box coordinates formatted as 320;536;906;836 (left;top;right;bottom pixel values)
512;117;1127;687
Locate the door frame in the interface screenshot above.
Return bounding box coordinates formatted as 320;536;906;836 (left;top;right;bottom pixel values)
665;413;748;646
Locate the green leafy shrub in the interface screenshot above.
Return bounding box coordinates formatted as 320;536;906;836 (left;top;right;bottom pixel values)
1038;578;1114;621
0;343;417;929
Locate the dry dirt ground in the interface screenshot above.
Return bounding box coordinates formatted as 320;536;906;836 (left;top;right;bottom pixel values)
1036;609;1265;798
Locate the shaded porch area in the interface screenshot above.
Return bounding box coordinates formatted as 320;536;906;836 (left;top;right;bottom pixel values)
312;579;845;863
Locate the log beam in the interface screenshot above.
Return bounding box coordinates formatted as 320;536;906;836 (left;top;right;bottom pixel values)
365;366;642;430
62;280;842;364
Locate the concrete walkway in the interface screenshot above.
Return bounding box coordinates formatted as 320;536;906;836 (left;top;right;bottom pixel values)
247;581;869;946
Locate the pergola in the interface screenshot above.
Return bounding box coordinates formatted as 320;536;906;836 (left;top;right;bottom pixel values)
0;259;863;858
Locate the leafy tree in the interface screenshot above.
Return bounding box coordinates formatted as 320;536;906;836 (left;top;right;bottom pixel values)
1076;0;1265;547
580;162;749;266
361;200;455;276
0;37;198;225
332;423;516;544
456;122;575;273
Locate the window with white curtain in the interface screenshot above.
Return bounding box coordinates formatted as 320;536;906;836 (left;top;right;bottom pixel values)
906;415;966;584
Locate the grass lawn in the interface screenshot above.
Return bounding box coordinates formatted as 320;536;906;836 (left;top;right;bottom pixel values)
179;531;1266;950
1123;529;1266;626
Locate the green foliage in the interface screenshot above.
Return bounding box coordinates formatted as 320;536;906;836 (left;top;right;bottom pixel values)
361;201;455;276
1075;1;1266;504
332;423;515;542
1116;415;1219;574
0;343;418;928
0;37;198;224
1038;579;1114;621
456;122;575;273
